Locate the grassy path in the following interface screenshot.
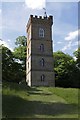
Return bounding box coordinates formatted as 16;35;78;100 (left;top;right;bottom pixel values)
28;87;67;103
2;82;79;118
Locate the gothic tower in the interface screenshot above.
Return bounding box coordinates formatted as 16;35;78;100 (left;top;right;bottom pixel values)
26;15;55;86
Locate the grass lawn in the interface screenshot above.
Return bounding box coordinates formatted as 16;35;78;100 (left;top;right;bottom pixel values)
2;82;79;119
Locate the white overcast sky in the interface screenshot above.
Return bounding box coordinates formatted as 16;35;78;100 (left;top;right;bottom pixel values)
0;0;79;56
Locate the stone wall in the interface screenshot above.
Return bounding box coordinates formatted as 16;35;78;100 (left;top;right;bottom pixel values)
26;15;55;87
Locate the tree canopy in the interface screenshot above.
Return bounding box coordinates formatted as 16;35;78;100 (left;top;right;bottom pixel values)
2;45;23;83
2;36;27;83
54;51;79;88
13;36;27;62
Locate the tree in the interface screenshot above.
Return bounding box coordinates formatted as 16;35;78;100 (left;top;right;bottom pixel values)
2;45;23;83
14;36;27;61
2;36;27;83
54;51;77;88
73;48;80;68
13;36;27;81
73;48;80;87
2;45;14;81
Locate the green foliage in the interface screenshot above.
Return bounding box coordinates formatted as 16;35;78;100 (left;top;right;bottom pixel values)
2;46;14;81
13;36;27;81
15;36;27;46
73;48;80;87
73;48;80;59
14;36;27;62
14;46;26;61
54;51;79;88
2;36;27;83
73;48;80;68
2;45;23;83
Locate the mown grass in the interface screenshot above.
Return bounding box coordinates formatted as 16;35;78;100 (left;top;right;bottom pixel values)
2;82;79;119
47;87;78;104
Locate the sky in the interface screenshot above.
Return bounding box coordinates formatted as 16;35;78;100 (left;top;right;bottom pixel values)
0;0;79;57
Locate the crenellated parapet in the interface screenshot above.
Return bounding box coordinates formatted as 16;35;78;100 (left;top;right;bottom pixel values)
26;15;53;31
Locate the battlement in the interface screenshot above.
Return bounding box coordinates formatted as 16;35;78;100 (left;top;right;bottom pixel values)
30;15;53;20
27;15;53;31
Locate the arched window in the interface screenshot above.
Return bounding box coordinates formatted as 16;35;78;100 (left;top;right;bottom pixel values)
39;28;44;38
42;58;44;66
40;58;44;67
40;44;44;52
41;74;45;81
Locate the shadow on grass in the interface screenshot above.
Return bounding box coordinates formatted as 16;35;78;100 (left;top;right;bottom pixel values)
27;91;52;96
2;82;42;93
2;94;78;118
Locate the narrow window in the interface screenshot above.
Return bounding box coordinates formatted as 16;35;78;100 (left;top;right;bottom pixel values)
41;74;45;81
41;58;44;67
40;58;45;67
28;62;29;68
40;44;44;52
28;48;29;54
39;28;44;38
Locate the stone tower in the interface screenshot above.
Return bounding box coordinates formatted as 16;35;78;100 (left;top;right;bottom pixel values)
26;15;55;86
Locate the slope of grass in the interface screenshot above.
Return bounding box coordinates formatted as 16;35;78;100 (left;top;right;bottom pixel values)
2;82;79;119
47;87;78;104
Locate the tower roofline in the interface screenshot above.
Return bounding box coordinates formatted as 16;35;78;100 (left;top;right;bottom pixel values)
26;15;53;31
30;15;53;19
